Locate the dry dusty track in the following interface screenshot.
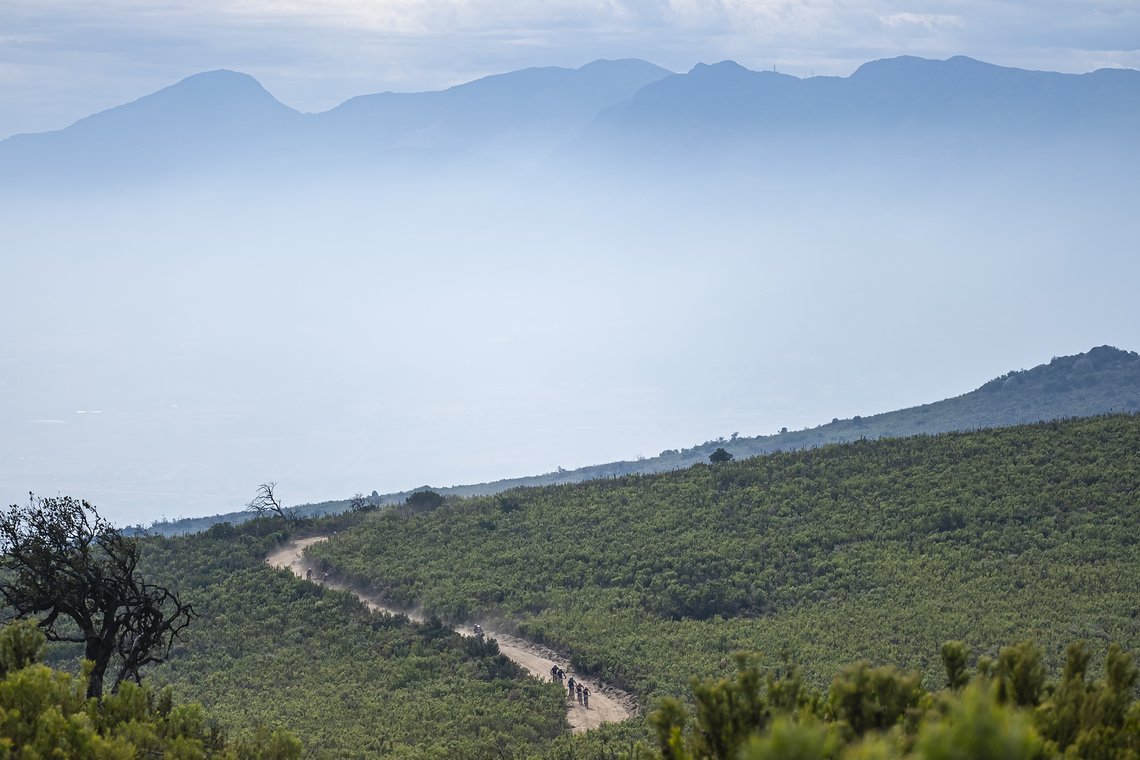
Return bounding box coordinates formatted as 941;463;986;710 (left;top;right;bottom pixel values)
266;536;636;733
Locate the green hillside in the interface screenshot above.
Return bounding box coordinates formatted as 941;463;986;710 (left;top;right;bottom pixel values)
142;346;1140;536
133;521;567;758
17;414;1140;758
420;344;1140;496
309;414;1140;706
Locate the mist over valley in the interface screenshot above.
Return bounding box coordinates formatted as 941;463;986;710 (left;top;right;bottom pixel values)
3;56;1138;527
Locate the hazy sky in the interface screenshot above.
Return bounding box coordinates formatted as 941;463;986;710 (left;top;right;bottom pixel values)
4;173;1138;525
2;0;1138;138
2;0;1139;527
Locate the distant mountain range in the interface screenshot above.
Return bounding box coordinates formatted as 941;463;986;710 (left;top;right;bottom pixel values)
140;345;1140;534
0;59;670;185
591;55;1140;142
3;55;1138;187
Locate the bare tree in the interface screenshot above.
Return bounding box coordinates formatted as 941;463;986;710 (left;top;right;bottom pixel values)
247;482;297;522
0;495;194;698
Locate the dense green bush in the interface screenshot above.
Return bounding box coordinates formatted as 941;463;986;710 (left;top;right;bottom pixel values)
636;639;1139;760
0;619;301;758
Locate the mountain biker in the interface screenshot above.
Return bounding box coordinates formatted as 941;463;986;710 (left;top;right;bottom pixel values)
582;685;590;708
305;568;312;581
576;683;583;704
566;676;575;699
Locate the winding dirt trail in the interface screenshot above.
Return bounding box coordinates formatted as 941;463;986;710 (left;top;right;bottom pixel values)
266;536;636;733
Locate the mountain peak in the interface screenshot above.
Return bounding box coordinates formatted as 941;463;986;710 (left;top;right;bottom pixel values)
133;69;293;114
689;60;750;75
52;67;299;142
175;68;261;86
851;54;955;77
578;58;670;75
977;346;1140;394
848;54;1033;87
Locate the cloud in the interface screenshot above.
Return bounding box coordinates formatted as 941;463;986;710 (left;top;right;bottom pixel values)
879;12;962;30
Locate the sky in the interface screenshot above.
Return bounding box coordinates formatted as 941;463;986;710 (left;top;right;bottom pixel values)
2;0;1139;139
2;0;1139;526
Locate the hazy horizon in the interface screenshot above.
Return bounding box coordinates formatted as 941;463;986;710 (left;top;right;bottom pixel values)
5;162;1138;526
4;2;1139;527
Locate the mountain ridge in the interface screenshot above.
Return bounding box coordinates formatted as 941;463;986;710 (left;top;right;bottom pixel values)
584;53;1140;151
4;54;1138;187
0;58;671;180
0;68;306;183
138;345;1140;535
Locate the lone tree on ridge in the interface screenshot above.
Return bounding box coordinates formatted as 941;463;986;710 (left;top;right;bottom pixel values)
709;447;734;464
247;482;297;522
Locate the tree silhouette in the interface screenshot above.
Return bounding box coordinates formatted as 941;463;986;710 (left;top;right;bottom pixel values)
405;490;444;512
709;447;734;464
246;482;297;522
0;495;194;698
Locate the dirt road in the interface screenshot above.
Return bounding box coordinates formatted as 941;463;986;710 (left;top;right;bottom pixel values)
266;536;636;733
